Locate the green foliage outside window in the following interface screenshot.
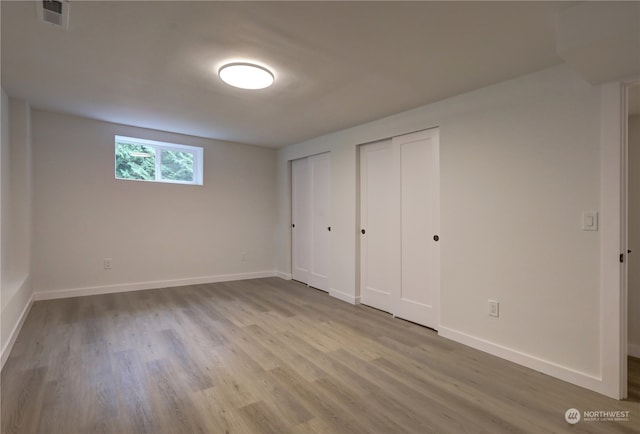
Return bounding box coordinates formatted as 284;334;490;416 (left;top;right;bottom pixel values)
161;150;194;182
115;142;156;180
115;142;195;182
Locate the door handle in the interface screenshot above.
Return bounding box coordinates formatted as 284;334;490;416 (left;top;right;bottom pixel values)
327;226;331;231
361;229;366;235
433;235;439;241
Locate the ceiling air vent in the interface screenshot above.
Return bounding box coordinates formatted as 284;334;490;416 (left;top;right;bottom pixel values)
36;0;69;29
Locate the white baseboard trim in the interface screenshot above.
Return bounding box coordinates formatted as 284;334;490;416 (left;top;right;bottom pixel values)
329;288;360;305
1;292;34;369
438;326;607;395
276;271;292;280
34;271;277;301
629;343;640;359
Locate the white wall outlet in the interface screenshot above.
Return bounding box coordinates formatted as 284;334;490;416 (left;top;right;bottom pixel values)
104;258;112;270
240;252;247;262
488;300;499;317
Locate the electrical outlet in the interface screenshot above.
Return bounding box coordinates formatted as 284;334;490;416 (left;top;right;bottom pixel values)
104;258;112;270
488;300;499;317
240;252;247;262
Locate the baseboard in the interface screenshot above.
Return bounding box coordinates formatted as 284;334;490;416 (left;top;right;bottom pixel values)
1;292;34;369
34;271;277;301
329;288;361;305
276;271;292;280
438;326;608;396
629;343;640;359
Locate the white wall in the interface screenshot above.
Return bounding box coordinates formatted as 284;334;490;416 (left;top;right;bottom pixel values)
7;99;32;286
277;65;603;388
31;110;277;296
1;94;34;365
1;89;8;290
629;114;640;358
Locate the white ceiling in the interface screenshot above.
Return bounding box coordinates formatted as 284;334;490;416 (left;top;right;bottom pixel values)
1;1;573;148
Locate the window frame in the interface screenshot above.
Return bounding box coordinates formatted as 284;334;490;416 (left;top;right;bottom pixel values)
114;135;203;185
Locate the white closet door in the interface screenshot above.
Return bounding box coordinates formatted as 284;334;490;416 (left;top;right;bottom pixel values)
359;129;440;330
292;158;311;283
395;129;440;328
360;140;400;313
308;153;331;291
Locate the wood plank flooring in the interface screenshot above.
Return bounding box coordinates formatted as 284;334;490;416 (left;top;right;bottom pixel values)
2;277;639;433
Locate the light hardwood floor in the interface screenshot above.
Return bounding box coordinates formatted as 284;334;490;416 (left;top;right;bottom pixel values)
2;277;639;433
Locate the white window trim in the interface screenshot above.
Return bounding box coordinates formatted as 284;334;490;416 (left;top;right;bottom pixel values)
115;135;203;185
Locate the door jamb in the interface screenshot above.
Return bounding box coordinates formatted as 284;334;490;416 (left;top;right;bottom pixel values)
602;78;638;399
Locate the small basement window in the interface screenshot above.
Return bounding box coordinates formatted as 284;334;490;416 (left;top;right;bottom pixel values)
115;136;203;185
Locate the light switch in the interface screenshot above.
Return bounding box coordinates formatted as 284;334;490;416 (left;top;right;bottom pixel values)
582;211;598;231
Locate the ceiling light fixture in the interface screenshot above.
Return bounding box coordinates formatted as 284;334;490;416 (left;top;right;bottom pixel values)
218;62;274;90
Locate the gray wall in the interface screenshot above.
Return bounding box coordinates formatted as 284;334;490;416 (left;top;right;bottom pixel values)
1;93;34;360
277;65;602;380
31;110;277;294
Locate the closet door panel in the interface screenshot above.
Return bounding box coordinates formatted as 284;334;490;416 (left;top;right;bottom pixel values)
359;129;440;329
292;153;331;291
395;129;440;329
309;153;331;291
360;140;398;313
291;158;311;283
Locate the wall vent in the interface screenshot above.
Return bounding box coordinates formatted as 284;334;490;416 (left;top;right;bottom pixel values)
36;0;69;29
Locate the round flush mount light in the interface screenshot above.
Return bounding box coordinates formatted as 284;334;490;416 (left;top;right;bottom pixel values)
218;62;274;90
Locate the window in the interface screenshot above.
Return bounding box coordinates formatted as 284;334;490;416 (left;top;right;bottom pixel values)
115;136;203;185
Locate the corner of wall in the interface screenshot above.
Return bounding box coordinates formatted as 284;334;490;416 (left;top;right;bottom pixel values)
276;271;292;280
329;288;360;305
1;276;34;368
1;96;35;369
